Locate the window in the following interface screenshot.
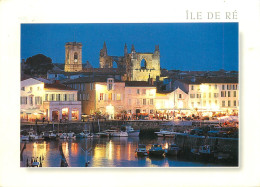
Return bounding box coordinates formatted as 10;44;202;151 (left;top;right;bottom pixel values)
21;87;25;91
108;93;112;100
56;94;61;101
221;91;226;97
137;89;140;94
209;93;211;98
203;101;206;107
197;94;201;98
214;93;218;98
228;91;231;97
228;100;231;107
150;99;153;105
64;94;68;101
69;94;74;101
30;87;33;92
233;91;236;97
83;84;86;91
107;78;114;90
104;94;108;101
100;93;104;100
50;94;55;101
215;100;217;105
179;94;182;99
191;85;194;90
20;97;27;105
79;94;82;101
83;94;86;100
209;100;211;106
90;83;94;90
29;96;33;105
45;94;48;101
222;101;225;107
86;93;89;100
35;96;42;105
190;94;195;98
203;93;206;98
234;100;237;106
222;85;225;90
143;99;146;105
116;94;121;101
215;85;217;90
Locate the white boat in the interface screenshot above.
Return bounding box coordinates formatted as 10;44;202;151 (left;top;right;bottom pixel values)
111;131;128;137
154;130;175;137
28;131;39;141
67;132;76;139
126;126;140;137
135;144;148;156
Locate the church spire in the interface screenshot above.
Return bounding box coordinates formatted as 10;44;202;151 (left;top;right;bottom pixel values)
102;41;107;56
131;44;135;53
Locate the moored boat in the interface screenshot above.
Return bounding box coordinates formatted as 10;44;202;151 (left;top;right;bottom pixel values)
111;131;128;137
165;144;181;156
67;132;76;139
148;144;164;157
126;126;140;137
135;144;148;157
21;135;29;141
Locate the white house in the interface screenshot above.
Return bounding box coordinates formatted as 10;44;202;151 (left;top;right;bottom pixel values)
21;78;81;122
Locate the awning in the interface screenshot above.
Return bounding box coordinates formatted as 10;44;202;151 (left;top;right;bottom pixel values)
20;108;44;114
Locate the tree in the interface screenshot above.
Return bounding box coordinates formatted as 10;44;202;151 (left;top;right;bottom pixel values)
24;54;54;75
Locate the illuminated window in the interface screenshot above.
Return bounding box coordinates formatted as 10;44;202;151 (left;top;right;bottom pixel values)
108;93;112;100
100;93;104;100
203;101;206;107
197;94;201;98
209;93;211;98
35;96;42;105
203;93;206;98
116;94;121;101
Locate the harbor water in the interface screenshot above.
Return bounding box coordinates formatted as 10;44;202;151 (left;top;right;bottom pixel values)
20;137;237;167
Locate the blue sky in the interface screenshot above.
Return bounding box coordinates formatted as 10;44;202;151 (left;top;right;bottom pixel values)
21;23;238;71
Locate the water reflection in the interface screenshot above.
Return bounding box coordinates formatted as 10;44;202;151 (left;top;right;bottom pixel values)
21;137;227;167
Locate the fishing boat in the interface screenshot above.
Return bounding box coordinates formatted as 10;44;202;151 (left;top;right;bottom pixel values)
126;126;140;137
135;144;148;157
148;144;165;157
165;144;181;156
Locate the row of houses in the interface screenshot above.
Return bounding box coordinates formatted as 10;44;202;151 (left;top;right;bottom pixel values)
21;75;239;122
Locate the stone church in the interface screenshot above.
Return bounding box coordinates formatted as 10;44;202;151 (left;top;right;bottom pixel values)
64;41;161;82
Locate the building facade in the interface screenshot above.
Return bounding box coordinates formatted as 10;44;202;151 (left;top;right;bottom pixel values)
21;78;81;122
64;42;83;72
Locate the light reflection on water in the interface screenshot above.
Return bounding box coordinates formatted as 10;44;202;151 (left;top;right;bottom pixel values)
21;137;224;167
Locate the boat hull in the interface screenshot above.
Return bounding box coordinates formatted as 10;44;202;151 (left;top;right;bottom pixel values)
148;150;165;157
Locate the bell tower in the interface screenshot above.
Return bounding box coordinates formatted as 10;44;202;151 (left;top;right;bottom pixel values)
64;42;83;72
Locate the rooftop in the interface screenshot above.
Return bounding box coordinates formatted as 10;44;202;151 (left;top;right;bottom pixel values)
177;76;239;84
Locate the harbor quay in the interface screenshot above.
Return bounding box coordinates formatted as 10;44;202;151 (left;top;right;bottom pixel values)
20;119;238;165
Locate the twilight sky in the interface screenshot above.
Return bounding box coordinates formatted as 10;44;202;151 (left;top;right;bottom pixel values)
21;23;238;71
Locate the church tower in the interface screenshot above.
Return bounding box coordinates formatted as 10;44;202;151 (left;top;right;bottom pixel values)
64;42;83;72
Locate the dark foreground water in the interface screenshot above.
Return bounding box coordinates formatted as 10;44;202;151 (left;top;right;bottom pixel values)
20;137;235;167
